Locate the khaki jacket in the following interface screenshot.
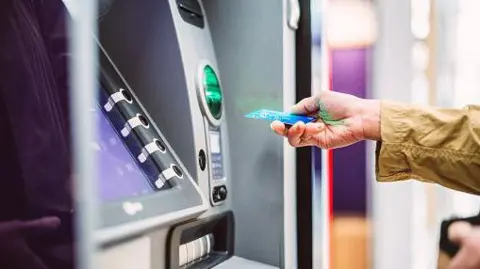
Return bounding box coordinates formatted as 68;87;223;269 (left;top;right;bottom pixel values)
376;101;480;195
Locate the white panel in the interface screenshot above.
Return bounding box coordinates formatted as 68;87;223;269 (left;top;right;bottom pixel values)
320;149;330;269
319;0;330;267
283;0;298;268
98;237;151;269
450;0;480;217
371;0;414;268
66;1;98;269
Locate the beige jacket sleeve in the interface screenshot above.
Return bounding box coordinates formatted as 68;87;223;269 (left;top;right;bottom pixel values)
375;101;480;195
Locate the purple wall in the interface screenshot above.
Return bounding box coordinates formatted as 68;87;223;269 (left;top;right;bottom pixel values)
331;48;369;215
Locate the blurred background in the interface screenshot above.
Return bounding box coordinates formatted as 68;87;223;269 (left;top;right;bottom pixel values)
312;0;480;268
1;0;479;269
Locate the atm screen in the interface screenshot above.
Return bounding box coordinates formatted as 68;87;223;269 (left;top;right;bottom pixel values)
95;105;155;202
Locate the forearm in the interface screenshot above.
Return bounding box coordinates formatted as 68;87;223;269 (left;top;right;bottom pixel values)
375;101;480;194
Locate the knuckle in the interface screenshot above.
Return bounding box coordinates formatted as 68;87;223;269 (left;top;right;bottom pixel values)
317;91;328;100
288;138;296;147
316;141;327;149
313;137;324;148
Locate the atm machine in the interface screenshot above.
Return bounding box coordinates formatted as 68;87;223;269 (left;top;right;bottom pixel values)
88;0;314;268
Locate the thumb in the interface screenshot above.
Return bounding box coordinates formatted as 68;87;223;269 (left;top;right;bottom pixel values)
449;221;473;245
291;95;320;115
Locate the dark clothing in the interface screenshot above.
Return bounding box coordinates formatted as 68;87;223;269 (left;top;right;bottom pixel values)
0;0;73;268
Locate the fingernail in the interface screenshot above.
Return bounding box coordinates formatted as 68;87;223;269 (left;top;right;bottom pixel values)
290;105;298;113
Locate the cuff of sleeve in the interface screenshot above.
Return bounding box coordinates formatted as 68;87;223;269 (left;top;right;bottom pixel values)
374;141;429;183
380;100;412;144
375;142;409;182
375;101;420;182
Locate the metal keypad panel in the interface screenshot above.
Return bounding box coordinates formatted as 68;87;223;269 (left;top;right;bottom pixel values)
97;48;191;192
98;83;175;192
94;44;206;233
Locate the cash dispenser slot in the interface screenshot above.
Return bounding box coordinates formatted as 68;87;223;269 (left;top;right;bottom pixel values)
168;211;234;269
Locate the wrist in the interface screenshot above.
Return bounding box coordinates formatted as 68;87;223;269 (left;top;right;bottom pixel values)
360;99;381;141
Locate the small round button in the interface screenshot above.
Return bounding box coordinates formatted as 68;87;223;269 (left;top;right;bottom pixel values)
138;115;149;127
121;89;133;102
218;186;227;200
212;189;221;203
198;150;206;171
172;165;183;178
155;139;166;152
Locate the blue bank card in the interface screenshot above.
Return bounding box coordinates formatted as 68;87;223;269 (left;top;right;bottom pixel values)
245;109;316;126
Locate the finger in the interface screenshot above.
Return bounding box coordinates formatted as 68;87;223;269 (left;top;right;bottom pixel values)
301;122;325;141
305;122;325;134
18;217;61;236
449;247;471;269
270;121;288;137
448;242;480;269
449;221;473;245
448;227;480;269
313;125;335;149
287;122;306;147
291;95;320;115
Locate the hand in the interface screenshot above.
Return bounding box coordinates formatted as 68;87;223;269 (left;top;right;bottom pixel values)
270;90;381;149
448;221;480;269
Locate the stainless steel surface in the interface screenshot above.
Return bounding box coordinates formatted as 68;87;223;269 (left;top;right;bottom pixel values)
203;0;297;267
